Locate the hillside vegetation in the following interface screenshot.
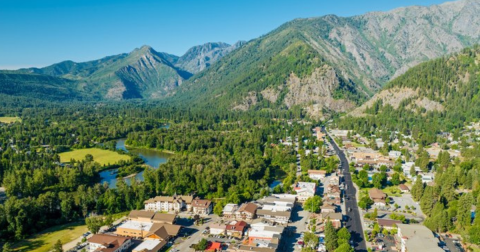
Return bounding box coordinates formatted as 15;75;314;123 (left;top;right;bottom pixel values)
340;45;480;145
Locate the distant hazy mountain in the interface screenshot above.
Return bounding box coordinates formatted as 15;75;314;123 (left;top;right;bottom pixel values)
7;42;240;100
176;41;245;74
172;0;480;117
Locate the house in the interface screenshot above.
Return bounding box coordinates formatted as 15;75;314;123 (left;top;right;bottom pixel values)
132;239;167;252
87;234;132;252
308;170;327;181
320;212;342;229
293;182;316;201
377;219;402;230
209;223;227;235
223;204;239;218
323;184;341;205
414;173;435;184
192;197;213;215
226;221;248;238
256;209;291;224
389;151;402;159
401;162;421;178
320;203;337;214
144;195;193;212
369;188;387;208
396;224;443;252
236;203;258;220
398;184;410;193
206;241;222;251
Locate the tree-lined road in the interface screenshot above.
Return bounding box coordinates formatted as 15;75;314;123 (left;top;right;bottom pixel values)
326;129;367;252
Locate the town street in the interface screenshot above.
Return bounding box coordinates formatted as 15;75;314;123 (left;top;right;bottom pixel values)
170;214;220;252
326;129;367;252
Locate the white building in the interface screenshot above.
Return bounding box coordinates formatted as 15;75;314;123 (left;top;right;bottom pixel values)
259;195;295;212
397;224;443;252
389;151;402;159
293;182;316;201
308;170;327;181
222;203;238;218
209;223;226;235
401;162;421;178
247;222;284;242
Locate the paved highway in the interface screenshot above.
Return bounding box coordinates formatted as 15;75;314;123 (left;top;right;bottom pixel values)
326;129;367;252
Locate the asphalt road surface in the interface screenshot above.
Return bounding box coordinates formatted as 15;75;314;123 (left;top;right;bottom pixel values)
326;129;367;252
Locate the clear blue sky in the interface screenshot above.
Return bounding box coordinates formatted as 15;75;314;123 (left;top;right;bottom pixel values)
0;0;451;69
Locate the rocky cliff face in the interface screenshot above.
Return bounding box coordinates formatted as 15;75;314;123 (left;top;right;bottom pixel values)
306;0;480;91
174;0;480;114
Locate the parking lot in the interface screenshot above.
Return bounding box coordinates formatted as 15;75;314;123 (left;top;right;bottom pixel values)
390;194;423;217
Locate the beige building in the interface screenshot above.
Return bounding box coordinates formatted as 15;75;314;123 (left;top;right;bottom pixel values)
192;197;213;215
144;195;193;212
87;234;132;252
236;203;258;220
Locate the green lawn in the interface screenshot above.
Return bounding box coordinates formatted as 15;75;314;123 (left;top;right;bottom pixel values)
351;142;365;148
59;148;131;166
14;221;87;252
0;117;21;124
360;186;402;198
383;185;402;197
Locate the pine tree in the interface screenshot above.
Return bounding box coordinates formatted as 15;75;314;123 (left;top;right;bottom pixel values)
411;177;424;201
325;221;338;251
420;186;435;216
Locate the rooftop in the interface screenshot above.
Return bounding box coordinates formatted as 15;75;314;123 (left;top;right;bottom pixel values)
223;203;238;213
119;220;153;231
132;239;166;252
129;210;155;220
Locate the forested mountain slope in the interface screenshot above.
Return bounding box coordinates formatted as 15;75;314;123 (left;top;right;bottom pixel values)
4;42;239;101
0;72;92;101
340;45;480;145
171;0;480;116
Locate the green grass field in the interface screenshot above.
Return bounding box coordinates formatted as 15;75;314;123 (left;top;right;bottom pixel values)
14;221;87;252
0;117;21;124
59;148;131;166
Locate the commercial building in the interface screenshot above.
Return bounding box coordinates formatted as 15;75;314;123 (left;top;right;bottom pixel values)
396;224;443;252
144;195;193;212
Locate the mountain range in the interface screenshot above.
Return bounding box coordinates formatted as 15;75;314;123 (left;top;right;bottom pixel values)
1;0;480;117
3;42;242;101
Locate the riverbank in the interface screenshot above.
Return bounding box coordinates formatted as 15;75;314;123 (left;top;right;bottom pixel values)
99;139;171;188
123;142;176;154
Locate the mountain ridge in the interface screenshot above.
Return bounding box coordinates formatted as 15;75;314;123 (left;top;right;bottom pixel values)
6;41;242;100
1;0;480;112
168;0;480;117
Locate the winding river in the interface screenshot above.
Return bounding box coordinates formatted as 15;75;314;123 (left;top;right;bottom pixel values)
99;139;172;188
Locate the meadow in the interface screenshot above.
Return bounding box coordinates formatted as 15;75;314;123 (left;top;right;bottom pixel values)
14;222;87;252
0;117;21;124
59;148;131;166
